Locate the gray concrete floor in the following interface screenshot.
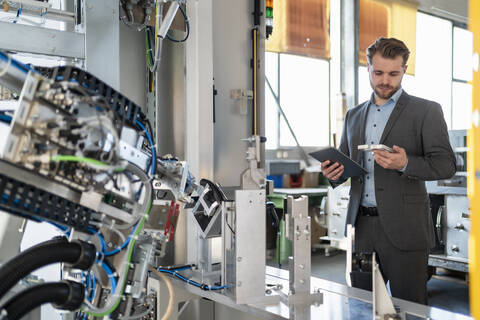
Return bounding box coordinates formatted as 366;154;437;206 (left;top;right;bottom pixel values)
308;250;470;316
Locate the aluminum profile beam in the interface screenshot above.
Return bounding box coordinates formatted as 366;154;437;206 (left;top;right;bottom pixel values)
0;22;84;59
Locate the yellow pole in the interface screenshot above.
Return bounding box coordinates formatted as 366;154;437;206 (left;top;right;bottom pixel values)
468;0;480;316
254;28;258;136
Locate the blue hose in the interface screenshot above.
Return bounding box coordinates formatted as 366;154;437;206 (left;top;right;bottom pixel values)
136;120;155;176
101;261;117;293
0;51;36;74
0;114;12;124
157;267;228;291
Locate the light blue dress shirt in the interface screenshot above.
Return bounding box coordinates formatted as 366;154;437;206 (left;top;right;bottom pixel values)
360;88;404;207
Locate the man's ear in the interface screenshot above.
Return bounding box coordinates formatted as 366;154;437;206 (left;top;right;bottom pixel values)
367;63;372;72
403;65;408;73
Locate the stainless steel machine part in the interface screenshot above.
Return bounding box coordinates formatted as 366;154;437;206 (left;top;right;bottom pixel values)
225;189;266;304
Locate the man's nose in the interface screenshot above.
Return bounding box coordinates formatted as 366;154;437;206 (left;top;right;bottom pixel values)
381;74;390;85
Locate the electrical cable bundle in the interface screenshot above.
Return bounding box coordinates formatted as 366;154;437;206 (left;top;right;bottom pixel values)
144;1;191;72
0;48;199;320
66;159;153;317
145;26;156;70
119;0;153;31
37;162;153;319
0;237;96;320
1;281;85;320
0;237;96;300
77;162;153;318
0;48;177;320
80;199;152;318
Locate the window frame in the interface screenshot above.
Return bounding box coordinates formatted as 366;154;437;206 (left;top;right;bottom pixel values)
265;52;331;150
451;23;473;130
410;10;473;130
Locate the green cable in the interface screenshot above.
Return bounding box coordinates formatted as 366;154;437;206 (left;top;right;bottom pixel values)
51;155;107;167
50;155;124;172
82;199;152;317
145;29;154;69
145;29;151;68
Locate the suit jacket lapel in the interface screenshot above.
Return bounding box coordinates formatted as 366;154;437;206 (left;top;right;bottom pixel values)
356;101;370;163
380;91;409;144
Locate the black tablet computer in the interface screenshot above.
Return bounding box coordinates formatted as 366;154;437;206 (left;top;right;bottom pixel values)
309;147;367;178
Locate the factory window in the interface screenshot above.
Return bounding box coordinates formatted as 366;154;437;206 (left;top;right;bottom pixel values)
359;0;418;75
414;12;453;127
265;53;330;149
452;27;474;130
358;12;473;130
452;82;472;130
265;0;330;149
266;0;330;60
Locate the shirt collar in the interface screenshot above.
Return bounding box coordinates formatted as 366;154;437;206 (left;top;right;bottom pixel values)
369;87;403;106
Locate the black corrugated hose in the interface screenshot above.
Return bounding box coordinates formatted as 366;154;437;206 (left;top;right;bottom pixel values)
0;280;84;320
0;236;96;300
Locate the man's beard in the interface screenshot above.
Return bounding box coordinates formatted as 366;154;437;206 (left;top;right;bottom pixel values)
371;80;400;100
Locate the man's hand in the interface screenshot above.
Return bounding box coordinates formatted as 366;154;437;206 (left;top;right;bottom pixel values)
373;145;407;170
321;160;344;180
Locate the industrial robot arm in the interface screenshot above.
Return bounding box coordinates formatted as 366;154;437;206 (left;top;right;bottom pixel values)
0;50;220;319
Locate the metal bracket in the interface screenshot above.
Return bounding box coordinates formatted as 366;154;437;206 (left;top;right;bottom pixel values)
240;135;266;190
191;185;219;217
190;185;222;239
231;89;253;115
277;290;323;306
286;196;311;295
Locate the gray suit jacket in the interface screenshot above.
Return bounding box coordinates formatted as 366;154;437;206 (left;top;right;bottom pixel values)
334;91;456;251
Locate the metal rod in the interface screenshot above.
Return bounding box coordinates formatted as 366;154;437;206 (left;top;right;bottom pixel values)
0;6;75;23
265;77;312;166
158;1;180;39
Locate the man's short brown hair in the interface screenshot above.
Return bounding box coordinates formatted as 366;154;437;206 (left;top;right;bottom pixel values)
366;37;410;66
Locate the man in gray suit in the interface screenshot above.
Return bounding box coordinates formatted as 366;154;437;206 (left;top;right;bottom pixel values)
321;37;456;304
